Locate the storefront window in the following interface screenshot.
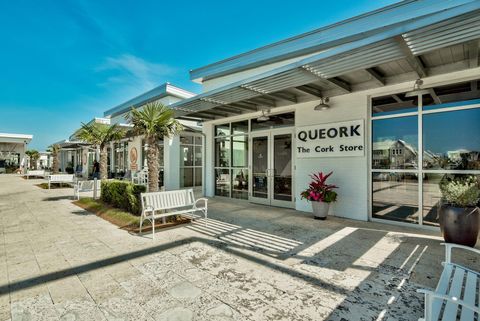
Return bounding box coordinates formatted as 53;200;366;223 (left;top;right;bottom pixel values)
113;142;128;175
423;108;480;170
371;80;480;227
372;172;419;224
180;134;202;188
214;122;249;199
372;116;418;170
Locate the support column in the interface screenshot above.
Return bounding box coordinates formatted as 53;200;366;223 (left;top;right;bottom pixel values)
164;135;180;191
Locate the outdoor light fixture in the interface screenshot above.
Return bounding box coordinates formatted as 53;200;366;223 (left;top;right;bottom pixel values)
405;79;430;97
314;97;330;111
257;109;270;121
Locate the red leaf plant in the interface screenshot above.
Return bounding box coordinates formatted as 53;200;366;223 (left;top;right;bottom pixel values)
300;171;338;203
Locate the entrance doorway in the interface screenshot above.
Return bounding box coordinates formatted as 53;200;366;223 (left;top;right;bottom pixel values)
249;129;294;208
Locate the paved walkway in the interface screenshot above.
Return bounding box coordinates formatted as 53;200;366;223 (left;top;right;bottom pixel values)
0;175;478;321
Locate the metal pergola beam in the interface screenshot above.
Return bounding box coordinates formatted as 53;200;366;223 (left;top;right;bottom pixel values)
395;35;427;78
365;68;385;86
295;85;323;97
392;94;403;102
213;106;244;114
468;39;479;68
246;97;276;107
325;77;351;93
266;92;297;103
228;103;258;112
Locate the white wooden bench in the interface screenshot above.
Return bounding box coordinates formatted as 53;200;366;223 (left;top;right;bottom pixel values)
25;170;46;179
73;179;101;200
140;189;208;238
417;243;480;321
48;174;75;189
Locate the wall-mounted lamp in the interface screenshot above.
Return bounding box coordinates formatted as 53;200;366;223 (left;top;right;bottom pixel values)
405;79;430;97
257;108;271;121
314;97;330;111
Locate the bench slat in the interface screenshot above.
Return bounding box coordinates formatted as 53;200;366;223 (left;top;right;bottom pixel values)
442;266;465;321
460;271;477;321
431;264;454;321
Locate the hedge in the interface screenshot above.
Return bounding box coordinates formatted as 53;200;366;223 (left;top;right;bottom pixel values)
100;180;146;215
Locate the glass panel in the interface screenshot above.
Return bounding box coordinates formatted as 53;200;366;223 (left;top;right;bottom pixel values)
372;116;418;170
215;137;230;167
180;135;193;145
423;108;480;170
215;124;230;137
273;134;292;201
371;94;418;116
194;146;202;166
194;167;202;187
159;168;164;188
232;135;248;167
422;81;480;111
215;169;230;197
181;145;194;166
372;172;419;224
195;136;202;145
232;120;248;135
180;168;194;188
251;112;295;131
252;136;268;199
158;146;164;167
232;168;248;199
423;174;480;227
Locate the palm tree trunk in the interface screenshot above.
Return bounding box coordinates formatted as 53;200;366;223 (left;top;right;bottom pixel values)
52;153;59;174
147;136;159;192
99;146;108;180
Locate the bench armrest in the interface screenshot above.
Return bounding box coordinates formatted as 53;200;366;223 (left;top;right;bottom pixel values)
194;198;208;208
143;205;155;214
417;289;480;314
443;243;480;264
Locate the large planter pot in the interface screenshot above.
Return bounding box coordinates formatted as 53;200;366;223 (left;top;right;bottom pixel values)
439;205;479;247
312;201;330;220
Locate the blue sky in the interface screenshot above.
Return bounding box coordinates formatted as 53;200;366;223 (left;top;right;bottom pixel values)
0;0;398;150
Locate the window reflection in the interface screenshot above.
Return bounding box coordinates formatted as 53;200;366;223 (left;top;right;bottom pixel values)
215;169;230;197
215;137;230;167
232;135;248;167
372;116;418;169
423;108;480;170
372;172;419;224
232;169;248;199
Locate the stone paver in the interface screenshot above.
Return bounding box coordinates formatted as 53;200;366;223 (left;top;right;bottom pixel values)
0;174;479;321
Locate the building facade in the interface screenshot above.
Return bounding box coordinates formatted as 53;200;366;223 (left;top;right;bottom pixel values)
167;0;480;229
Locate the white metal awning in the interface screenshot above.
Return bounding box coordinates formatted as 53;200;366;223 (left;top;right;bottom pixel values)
171;4;480;121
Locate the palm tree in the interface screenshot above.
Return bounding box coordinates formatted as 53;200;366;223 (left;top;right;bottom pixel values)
127;102;183;192
47;144;61;174
76;123;125;180
25;150;40;170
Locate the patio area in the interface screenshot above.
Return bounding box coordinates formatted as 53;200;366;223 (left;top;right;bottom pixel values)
0;175;478;321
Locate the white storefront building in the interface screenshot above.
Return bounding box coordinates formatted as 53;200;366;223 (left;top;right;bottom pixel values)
0;133;33;173
167;0;480;229
57;0;480;230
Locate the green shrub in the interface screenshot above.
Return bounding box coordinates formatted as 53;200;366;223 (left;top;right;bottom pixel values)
439;175;480;207
101;180;146;215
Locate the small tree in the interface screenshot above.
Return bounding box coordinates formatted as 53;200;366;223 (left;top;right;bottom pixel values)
25;150;40;170
48;144;61;174
76;123;125;179
127;102;183;192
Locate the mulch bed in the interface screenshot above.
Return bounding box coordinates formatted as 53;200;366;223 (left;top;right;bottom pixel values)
73;199;192;233
35;183;72;189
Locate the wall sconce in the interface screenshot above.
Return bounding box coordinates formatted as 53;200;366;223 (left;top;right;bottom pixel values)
314;97;330;111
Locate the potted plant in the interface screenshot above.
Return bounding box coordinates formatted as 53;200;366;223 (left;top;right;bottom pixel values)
439;175;480;247
300;171;338;220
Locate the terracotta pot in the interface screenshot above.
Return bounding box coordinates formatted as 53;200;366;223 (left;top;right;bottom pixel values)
312;201;330;220
439;205;479;247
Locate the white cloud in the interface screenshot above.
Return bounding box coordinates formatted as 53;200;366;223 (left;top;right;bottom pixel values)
96;54;176;92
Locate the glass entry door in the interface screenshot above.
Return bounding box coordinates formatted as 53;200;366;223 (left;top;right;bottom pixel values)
249;129;294;208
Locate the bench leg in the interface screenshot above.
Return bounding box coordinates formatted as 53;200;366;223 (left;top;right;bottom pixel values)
48;181;50;189
152;216;155;240
205;209;208;227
